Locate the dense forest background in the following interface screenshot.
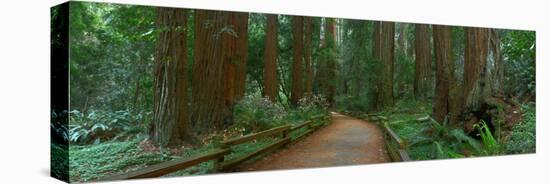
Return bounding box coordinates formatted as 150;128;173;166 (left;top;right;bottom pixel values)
51;2;535;182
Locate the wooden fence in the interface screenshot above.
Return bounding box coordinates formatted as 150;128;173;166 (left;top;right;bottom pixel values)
382;121;411;162
100;115;329;181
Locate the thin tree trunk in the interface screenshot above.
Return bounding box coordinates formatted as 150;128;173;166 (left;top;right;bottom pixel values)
152;7;190;147
263;14;278;101
414;24;432;99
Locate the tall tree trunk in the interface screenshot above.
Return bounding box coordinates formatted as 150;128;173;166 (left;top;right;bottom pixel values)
432;25;454;123
462;27;489;112
324;18;337;107
290;16;304;105
312;18;322;96
372;21;395;109
304;17;314;97
152;8;190;147
414;24;432;99
191;10;244;135
263;14;278;101
234;12;249;101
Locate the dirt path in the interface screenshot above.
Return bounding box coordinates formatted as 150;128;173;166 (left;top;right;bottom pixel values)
237;112;389;171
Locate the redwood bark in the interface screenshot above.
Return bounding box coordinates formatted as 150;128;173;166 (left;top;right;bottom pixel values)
489;29;503;94
324;18;337;106
290;16;304;105
372;21;395;109
191;10;245;134
432;25;454;123
152;7;190;147
414;24;432;99
263;14;278;101
234;12;249;100
462;27;489;112
304;17;314;97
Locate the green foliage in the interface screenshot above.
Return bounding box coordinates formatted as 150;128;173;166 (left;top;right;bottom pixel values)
427;118;502;159
336;20;378;112
69;138;167;182
245;14;267;92
394;51;415;98
69;110;150;144
376;99;506;161
296;95;330;117
232;93;287;133
51;143;69;181
232;93;329;134
506;103;536;154
474;120;502;155
69;2;155;113
502;30;536;97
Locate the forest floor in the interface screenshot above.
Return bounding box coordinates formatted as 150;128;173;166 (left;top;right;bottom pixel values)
237;112;390;171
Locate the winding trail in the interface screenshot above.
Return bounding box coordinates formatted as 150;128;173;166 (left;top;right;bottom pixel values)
238;112;390;171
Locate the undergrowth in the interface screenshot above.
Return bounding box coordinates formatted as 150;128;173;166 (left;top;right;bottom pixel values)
69;138;166;182
505;103;536;154
51;143;69;181
69;93;330;182
361;98;509;161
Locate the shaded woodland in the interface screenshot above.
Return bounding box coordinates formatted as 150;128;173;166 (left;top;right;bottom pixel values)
51;2;536;182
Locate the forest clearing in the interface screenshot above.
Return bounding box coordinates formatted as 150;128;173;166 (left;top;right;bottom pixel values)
50;2;536;183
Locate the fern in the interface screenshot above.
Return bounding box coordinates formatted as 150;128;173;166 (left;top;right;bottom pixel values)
449;128;482;153
474;120;502;156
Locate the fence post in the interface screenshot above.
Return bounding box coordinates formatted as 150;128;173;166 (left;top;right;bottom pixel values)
214;144;228;172
282;128;290;147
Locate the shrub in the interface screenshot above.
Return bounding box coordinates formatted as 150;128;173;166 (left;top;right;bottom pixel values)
232;93;329;134
232;93;287;133
297;94;329;117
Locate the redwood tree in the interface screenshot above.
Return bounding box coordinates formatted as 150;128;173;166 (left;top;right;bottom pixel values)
290;16;304;105
414;24;432;99
462;27;490;112
432;25;454;123
489;29;503;94
321;18;338;106
191;10;247;134
372;21;395;109
234;12;249;100
151;7;190;147
304;17;314;97
263;14;278;101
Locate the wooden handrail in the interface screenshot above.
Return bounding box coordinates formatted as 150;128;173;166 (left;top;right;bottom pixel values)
220;137;291;170
383;122;411;162
311;115;324;120
99;114;329;181
384;122;406;149
99;148;230;181
221;125;292;146
218;115;328;170
290;120;312;131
